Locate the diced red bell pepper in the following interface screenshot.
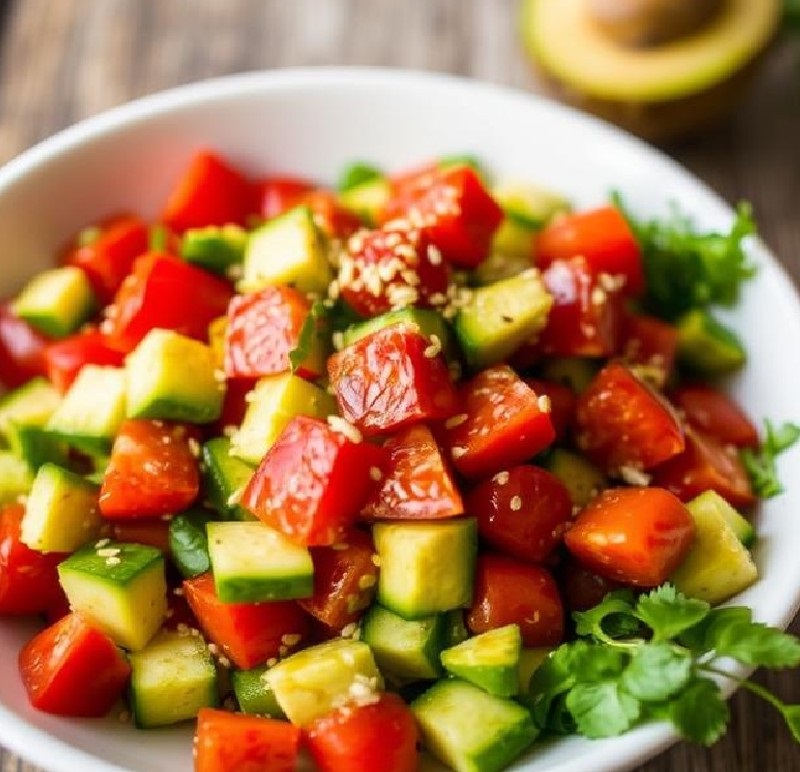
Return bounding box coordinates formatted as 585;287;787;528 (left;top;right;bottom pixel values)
361;424;463;520
651;427;756;509
107;253;233;353
299;529;379;630
467;554;564;647
43;330;125;393
575;362;685;474
523;378;576;442
257;176;317;220
0;504;64;616
535;206;643;296
465;465;572;563
442;365;555;479
183;573;309;670
0;302;49;389
161;150;255;234
195;708;301;772
19;612;131;717
242;416;386;547
670;385;759;449
63;215;149;303
304;693;419;772
110;518;172;553
564;487;696;587
328;324;459;437
620;313;679;386
559;558;624;613
99;420;200;518
536;257;624;358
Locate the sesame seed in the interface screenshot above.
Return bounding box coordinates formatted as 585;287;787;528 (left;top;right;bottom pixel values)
493;471;510;485
451;446;467;459
208;643;219;655
281;633;302;647
218;656;231;669
537;395;552;413
619;465;651;487
97;547;121;558
445;413;468;429
371;554;381;567
327;415;363;443
341;622;358;638
427;244;443;265
105;556;121;566
358;574;377;590
173;587;184;597
95;538;111;549
510;495;523;511
266;657;278;667
188;438;201;457
369;466;383;481
223;425;237;438
591;287;606;306
227;487;244;507
332;331;344;351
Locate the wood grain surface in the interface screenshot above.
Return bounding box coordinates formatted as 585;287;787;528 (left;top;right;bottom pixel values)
1;1;799;770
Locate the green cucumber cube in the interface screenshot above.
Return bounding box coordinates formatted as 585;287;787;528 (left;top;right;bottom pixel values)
0;451;34;504
544;448;606;508
338;178;391;224
688;490;755;547
341;308;454;360
168;509;215;579
7;423;68;471
0;377;61;440
676;308;746;375
472;251;534;286
181;224;248;275
231;666;285;717
202;437;255;520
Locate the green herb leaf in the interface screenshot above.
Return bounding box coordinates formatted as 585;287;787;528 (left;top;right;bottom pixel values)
635;584;710;642
573;589;639;643
782;705;800;743
288;300;327;373
710;620;800;668
566;681;641;738
525;645;577;729
621;643;693;702
668;678;729;745
679;606;753;654
741;419;800;498
567;641;629;683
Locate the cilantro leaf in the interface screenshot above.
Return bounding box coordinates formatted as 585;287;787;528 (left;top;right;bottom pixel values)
566;681;641;738
679;607;753;654
289;300;327;373
635;584;710;642
668;678;729;745
621;643;693;702
567;641;629;683
524;644;577;729
710;620;800;668
782;705;800;743
573;590;640;644
741;420;800;498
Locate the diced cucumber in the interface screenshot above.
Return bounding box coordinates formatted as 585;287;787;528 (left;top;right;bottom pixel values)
337;161;383;192
691;490;755;547
0;378;61;440
455;270;553;369
341;308;454;360
538;357;599;393
20;463;101;553
265;638;383;726
412;678;538;772
440;624;521;698
472;252;533;286
0;451;33;503
670;490;758;604
202;437;255;520
339;178;391;224
168;509;215;579
6;423;67;471
230;374;336;465
444;609;470;648
374;518;477;619
676;309;746;375
362;604;446;682
58;541;167;650
518;647;551;694
240;206;332;295
126;329;223;424
231;666;285;717
493;180;570;231
181;224;248;275
207;521;313;603
46;365;127;454
129;630;217;728
13;266;95;338
545;449;606;508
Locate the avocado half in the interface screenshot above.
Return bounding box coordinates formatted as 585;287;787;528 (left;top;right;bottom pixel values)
520;0;781;142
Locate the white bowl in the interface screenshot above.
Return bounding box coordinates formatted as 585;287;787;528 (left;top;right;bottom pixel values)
1;68;799;772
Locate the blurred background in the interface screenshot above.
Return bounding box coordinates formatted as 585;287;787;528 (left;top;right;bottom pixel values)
0;1;798;770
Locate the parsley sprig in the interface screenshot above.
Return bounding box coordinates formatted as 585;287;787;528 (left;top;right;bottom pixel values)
524;585;800;745
741;420;800;499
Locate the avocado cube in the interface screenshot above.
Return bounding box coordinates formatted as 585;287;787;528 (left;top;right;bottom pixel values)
0;377;61;440
202;437;255;521
0;451;34;504
126;329;223;423
58;541;167;651
231;666;285;717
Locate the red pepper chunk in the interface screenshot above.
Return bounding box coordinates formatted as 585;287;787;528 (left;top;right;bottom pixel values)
576;362;685;474
44;330;125;393
564;487;696;587
361;425;463;521
19;612;131;717
242;416;386;547
0;302;49;389
620;313;679;386
443;365;555;479
670;385;759;449
99;420;200;518
328;324;459;437
184;573;309;670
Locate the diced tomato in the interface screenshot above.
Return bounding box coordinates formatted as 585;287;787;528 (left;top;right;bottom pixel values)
299;529;379;630
559;558;624;613
19;612;131;717
651;427;756;509
620;313;679;386
536;257;624;358
99;420;200;518
535;206;643;296
161;150;255;234
388;161;440;198
0;504;64;615
304;190;364;240
465;465;572;563
564;487;696;587
670;385;759;449
107;253;233;352
467;554;564;647
328;324;459;437
442;366;555;479
257;176;317;220
576;362;685;474
44;590;72;626
63;215;149;303
43;330;125;393
212;377;257;435
523;378;576;441
110;519;171;553
305;693;419;772
242;416;386;547
361;425;463;520
163;591;200;632
195;708;301;772
0;302;49;388
183;573;309;670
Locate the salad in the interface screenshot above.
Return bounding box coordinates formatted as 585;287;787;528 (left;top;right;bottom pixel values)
1;149;799;772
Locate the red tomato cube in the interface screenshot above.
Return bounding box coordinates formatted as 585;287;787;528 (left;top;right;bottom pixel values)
523;378;576;442
0;302;49;389
670;384;759;449
559;558;624;613
257;176;316;220
620;313;679;386
303;190;364;240
44;331;125;393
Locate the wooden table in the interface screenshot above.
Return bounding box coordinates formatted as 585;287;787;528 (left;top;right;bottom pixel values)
1;1;798;770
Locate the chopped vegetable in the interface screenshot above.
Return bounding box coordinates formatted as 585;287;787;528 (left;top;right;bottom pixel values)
741;420;800;498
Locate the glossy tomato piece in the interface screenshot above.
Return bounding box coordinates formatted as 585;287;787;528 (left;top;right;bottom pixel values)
466;465;572;563
388;160;440;198
257;176;316;220
559;558;624;613
523;378;576;442
110;518;171;553
361;424;463;520
19;612;131;717
161;150;255;233
184;573;309;670
107;253;233;352
670;385;759;449
99;420;200;518
620;313;679;387
43;330;125;393
0;302;49;388
242;416;386;547
564;487;696;587
443;366;555;479
328;324;459;436
467;554;564;647
305;693;419;772
212;377;257;436
299;529;379;630
195;708;301;772
304;190;364;240
576;362;685;474
535;206;643;296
